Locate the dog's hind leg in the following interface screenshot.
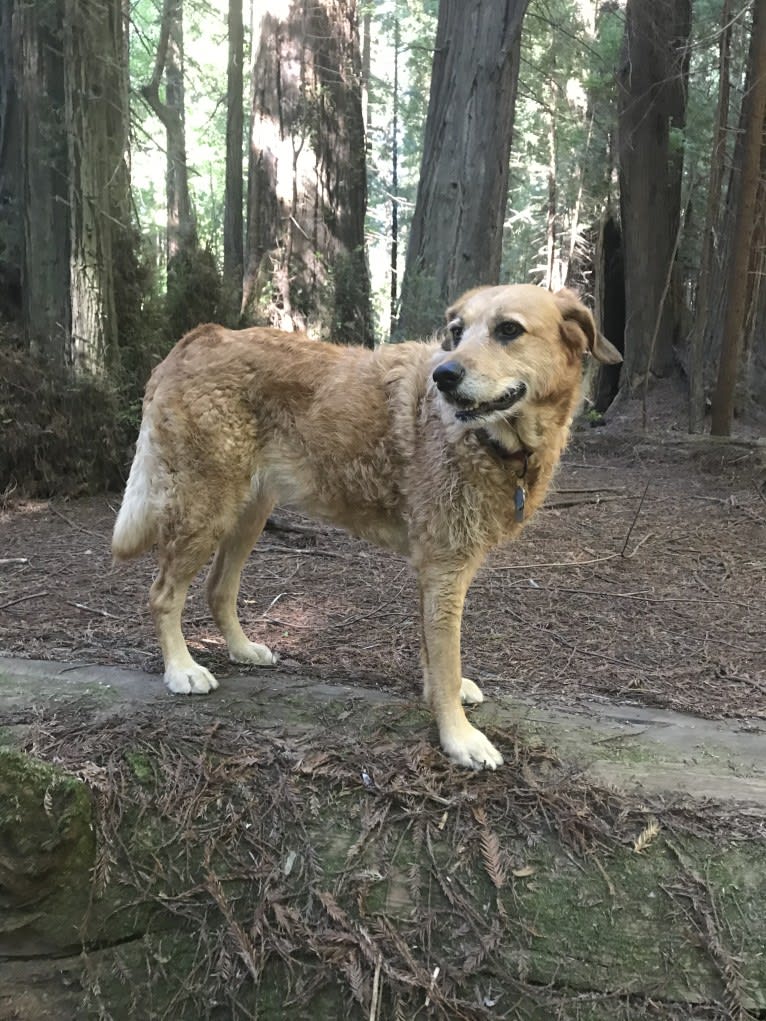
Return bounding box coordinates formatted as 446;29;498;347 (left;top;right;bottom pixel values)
416;557;503;770
151;535;220;695
460;677;484;704
206;494;278;668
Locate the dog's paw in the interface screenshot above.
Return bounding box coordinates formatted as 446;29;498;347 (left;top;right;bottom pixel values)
228;641;278;668
460;677;484;705
440;722;503;771
165;663;219;695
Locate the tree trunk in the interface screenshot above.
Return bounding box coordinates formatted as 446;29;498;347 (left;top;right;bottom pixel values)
15;0;70;364
711;2;766;435
689;0;732;433
544;65;559;291
223;0;244;323
389;16;400;341
4;659;766;1018
0;0;22;319
592;211;625;413
243;0;373;347
397;0;528;339
2;0;131;372
63;0;130;374
744;136;766;407
617;0;691;389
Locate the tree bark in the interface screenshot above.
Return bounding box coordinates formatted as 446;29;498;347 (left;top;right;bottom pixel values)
6;0;132;373
544;65;559;291
243;0;373;347
0;0;22;318
711;2;766;435
63;0;130;374
689;0;732;433
397;0;528;339
389;16;400;340
617;0;691;389
16;0;70;364
223;0;244;322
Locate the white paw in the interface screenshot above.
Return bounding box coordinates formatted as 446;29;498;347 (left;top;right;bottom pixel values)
460;677;484;705
165;662;219;695
228;641;278;667
440;722;504;771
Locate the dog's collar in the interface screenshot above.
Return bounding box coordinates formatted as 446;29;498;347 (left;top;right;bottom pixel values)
474;428;531;477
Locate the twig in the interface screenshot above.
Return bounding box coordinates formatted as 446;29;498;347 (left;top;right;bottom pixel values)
0;557;29;566
623;530;654;559
369;955;382;1021
505;607;638;668
0;590;49;611
550;486;626;495
256;543;351;560
528;585;754;610
491;552;621;572
264;515;328;539
545;494;624;510
620;482;650;557
65;600;121;620
48;503;107;539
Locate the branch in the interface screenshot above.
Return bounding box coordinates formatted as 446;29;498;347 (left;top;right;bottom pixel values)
140;0;174;128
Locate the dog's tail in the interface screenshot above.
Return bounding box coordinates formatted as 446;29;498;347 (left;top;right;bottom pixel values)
112;420;161;561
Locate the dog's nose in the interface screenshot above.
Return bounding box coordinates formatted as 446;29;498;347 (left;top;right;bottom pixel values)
433;361;465;393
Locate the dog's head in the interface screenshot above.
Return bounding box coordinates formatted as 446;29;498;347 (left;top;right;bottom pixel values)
432;284;621;426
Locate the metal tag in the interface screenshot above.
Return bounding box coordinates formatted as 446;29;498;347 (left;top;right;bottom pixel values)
514;484;526;523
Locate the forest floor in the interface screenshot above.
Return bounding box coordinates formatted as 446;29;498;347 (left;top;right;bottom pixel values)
1;382;765;727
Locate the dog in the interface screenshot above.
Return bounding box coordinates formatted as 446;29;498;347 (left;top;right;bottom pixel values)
112;284;621;769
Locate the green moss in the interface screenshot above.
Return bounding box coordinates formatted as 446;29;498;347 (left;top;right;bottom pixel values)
0;747;95;952
504;836;766;1008
126;750;155;786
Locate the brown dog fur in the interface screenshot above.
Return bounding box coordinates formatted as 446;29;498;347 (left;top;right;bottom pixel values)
112;284;621;769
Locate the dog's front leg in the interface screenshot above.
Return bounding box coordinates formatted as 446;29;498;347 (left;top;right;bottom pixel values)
417;560;503;770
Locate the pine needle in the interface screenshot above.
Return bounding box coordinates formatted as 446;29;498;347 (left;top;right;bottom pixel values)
633;817;660;854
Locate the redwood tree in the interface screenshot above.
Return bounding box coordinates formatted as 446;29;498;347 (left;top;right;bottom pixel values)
617;0;691;389
711;1;766;434
243;0;373;347
13;0;70;363
223;0;244;323
2;0;131;373
64;0;131;373
397;0;528;338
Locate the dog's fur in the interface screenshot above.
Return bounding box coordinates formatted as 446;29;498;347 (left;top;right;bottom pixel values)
112;284;621;769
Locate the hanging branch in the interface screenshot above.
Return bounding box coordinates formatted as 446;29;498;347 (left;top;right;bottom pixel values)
139;0;195;259
140;0;174;128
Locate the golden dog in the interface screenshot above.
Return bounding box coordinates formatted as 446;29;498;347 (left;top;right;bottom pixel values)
112;285;620;769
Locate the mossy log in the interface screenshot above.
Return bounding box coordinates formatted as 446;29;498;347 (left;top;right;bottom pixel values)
1;658;765;1020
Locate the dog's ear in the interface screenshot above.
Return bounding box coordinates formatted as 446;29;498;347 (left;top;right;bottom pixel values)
554;288;622;365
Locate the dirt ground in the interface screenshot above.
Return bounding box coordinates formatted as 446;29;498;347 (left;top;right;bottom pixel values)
1;392;765;725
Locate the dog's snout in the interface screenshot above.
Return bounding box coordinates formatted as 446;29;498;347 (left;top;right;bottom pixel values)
433;361;466;393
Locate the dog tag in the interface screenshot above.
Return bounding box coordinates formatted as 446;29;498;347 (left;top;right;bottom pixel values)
514;484;526;523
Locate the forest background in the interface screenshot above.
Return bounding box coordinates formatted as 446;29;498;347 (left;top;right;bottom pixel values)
0;0;764;497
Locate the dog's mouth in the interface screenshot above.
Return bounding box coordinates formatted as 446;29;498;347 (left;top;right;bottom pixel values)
445;383;528;422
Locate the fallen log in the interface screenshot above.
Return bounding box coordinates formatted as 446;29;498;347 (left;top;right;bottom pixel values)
1;659;765;1020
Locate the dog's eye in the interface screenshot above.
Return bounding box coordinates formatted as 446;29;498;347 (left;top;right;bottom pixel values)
496;320;524;342
449;321;464;345
442;319;463;350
